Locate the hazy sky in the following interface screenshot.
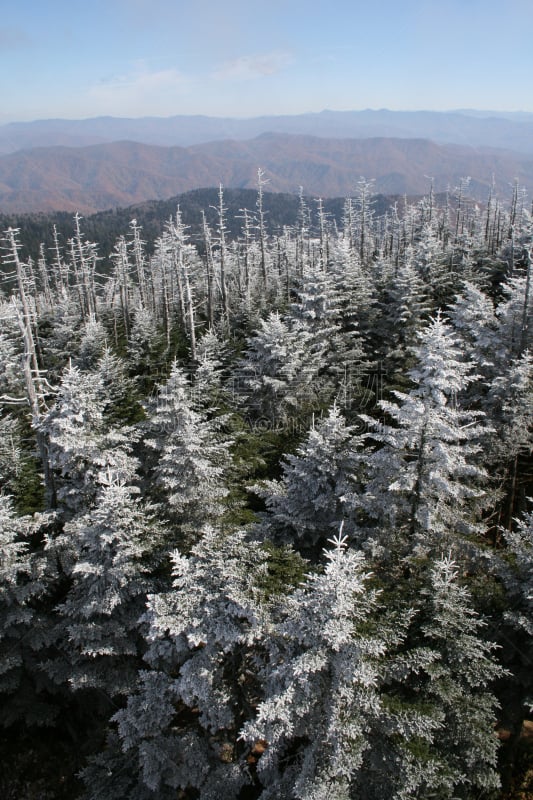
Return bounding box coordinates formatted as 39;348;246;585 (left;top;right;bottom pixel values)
2;0;533;123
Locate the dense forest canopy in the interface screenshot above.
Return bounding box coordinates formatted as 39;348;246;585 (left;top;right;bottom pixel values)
1;174;533;798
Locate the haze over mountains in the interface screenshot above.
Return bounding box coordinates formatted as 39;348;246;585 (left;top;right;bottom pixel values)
1;109;533;214
3;109;533;154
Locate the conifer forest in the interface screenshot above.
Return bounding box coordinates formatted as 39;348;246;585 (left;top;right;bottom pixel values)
2;176;533;799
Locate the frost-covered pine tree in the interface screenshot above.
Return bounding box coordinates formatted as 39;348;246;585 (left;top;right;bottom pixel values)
254;405;365;555
240;533;425;800
127;306;165;393
145;361;232;542
95;344;144;427
192;327;230;415
379;246;430;376
484;351;533;525
0;299;26;403
0;495;54;726
496;272;533;360
237;311;324;425
40;363;106;515
82;526;269;800
76;314;108;370
362;313;488;560
448;282;499;372
41;362;139;517
503;507;533;713
411;556;503;797
46;474;155;698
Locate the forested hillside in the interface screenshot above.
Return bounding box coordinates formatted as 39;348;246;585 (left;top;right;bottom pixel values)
0;186;398;266
2;133;533;213
1;176;533;798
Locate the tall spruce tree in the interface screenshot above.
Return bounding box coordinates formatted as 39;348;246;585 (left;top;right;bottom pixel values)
145;361;232;543
361;313;489;560
46;474;155;698
82;527;269;800
254;405;365;555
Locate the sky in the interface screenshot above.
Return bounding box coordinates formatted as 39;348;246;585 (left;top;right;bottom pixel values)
1;0;533;124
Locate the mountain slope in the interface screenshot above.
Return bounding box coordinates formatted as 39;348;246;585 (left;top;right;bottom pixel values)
0;134;531;214
3;109;533;155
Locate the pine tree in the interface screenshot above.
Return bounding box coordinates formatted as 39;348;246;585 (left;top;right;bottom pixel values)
0;496;52;726
254;405;364;555
76;314;108;370
361;313;488;560
41;362;139;517
83;527;269;799
503;507;533;713
240;533;425;800
192;328;229;415
379;246;430;379
146;361;232;542
46;474;155;697
484;351;533;527
238;311;322;425
412;556;502;797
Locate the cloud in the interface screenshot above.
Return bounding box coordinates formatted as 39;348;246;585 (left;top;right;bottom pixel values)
88;66;191;114
213;51;293;81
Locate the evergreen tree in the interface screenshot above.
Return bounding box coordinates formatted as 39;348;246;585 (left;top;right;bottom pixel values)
46;474;155;697
192;327;230;415
76;314;108;370
0;495;55;726
411;556;502;797
83;527;269;799
362;313;488;560
41;362;139;517
240;533;430;800
503;507;533;713
379;246;430;379
146;361;232;542
254;405;364;555
238;311;322;425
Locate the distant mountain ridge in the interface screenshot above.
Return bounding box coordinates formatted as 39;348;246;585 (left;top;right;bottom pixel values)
0;133;531;214
2;108;533;154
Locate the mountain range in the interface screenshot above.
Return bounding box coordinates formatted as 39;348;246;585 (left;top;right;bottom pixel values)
3;109;533;154
1;109;533;214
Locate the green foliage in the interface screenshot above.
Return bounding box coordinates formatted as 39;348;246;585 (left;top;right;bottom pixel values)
13;454;45;515
255;541;308;601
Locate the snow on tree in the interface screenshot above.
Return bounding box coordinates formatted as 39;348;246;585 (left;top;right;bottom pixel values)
289;255;368;395
192;327;229;415
496;272;533;360
240;533;432;800
76;314;108;370
505;508;533;641
83;526;269;799
145;361;232;541
410;556;503;797
254;405;365;555
379;246;431;378
484;351;533;526
45;473;156;697
329;232;377;344
448;281;499;373
503;506;533;716
41;362;139;517
238;311;323;425
95;344;144;426
126;306;165;392
0;495;56;726
0;299;26;403
361;313;489;560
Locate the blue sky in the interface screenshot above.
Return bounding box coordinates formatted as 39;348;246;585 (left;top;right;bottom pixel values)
2;0;533;123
